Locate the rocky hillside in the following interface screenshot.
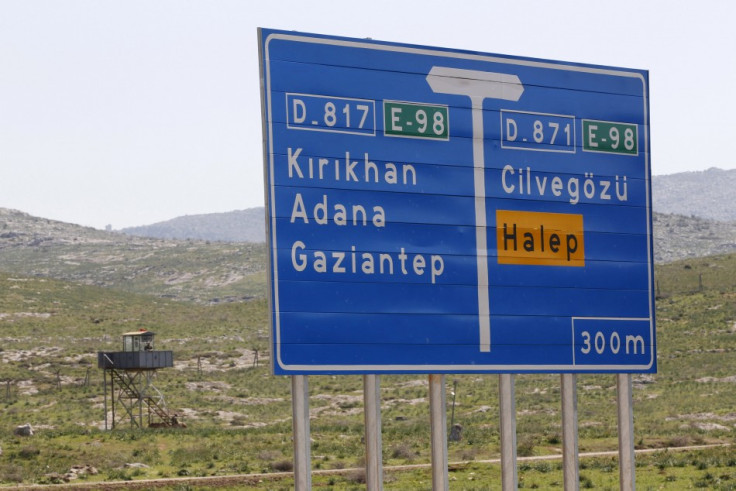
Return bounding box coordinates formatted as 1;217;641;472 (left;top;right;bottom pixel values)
117;206;736;264
653;213;736;263
0;208;266;303
652;167;736;221
2;204;736;306
121;208;265;243
115;168;736;249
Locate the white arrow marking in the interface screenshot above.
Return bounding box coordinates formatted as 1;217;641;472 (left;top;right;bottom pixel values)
426;66;524;352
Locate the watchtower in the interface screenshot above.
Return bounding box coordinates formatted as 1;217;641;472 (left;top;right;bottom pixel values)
98;330;179;429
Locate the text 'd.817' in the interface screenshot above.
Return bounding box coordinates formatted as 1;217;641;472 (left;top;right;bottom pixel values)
286;93;376;136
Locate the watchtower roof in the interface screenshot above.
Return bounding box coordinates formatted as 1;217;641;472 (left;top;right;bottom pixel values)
123;329;156;337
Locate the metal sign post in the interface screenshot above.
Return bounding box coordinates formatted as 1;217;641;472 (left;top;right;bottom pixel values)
363;374;383;490
291;375;311;490
499;374;518;490
617;374;636;491
562;373;580;491
429;374;449;491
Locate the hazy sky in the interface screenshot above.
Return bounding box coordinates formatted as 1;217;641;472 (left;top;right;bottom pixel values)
2;1;734;229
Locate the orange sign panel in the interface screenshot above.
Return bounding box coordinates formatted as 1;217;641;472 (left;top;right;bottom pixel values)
496;210;584;266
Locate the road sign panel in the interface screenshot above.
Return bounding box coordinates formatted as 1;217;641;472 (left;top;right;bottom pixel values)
259;28;655;374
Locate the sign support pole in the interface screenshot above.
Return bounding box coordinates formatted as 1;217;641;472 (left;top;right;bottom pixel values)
617;373;636;491
499;373;518;491
429;374;448;491
364;374;383;491
292;375;311;491
561;373;580;491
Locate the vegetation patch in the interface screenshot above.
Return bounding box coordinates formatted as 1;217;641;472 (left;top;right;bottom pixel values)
1;229;736;486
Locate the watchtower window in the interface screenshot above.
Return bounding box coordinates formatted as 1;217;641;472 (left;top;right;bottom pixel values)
141;333;154;350
122;331;156;352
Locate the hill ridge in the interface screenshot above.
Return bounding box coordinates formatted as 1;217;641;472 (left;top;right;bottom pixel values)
652;167;736;222
0;207;267;304
120;207;265;243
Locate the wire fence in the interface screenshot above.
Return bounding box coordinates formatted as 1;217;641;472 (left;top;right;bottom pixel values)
655;269;736;297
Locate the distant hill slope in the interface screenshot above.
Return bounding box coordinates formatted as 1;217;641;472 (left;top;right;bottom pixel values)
121;208;265;243
2;205;736;305
0;208;266;303
653;213;736;263
115;206;736;264
652;167;736;221
114;168;736;244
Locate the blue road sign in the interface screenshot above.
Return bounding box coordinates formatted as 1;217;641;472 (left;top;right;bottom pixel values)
259;28;655;374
